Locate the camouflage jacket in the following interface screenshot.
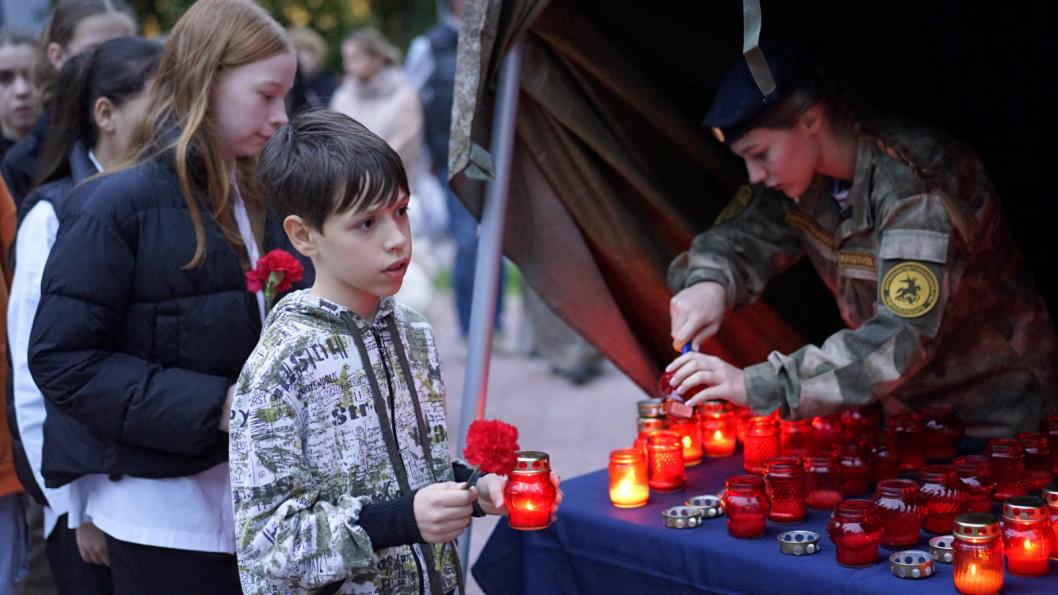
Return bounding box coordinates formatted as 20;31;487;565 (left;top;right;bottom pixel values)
230;291;459;594
669;118;1058;437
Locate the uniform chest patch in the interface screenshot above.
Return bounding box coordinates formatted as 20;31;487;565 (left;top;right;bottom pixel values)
880;261;939;317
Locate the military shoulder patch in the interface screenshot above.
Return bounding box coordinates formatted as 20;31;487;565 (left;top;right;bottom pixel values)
880;261;940;318
714;185;753;225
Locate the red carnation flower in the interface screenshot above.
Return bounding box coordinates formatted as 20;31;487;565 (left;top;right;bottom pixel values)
245;249;305;313
464;419;520;476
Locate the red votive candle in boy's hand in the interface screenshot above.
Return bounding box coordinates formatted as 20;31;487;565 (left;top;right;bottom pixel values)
503;451;557;530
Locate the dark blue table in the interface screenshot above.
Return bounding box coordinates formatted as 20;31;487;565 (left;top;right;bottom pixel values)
472;453;1058;594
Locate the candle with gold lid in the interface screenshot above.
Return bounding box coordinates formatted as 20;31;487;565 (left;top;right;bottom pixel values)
503;451;557;530
953;513;1004;595
1002;495;1052;576
1043;483;1058;561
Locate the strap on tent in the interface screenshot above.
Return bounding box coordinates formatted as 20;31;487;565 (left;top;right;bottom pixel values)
742;0;775;95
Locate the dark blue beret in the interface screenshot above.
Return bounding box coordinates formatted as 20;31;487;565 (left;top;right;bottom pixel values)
703;43;801;145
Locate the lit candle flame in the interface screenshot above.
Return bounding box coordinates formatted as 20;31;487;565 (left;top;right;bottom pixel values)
713;430;724;440
682;436;692;448
969;563;977;577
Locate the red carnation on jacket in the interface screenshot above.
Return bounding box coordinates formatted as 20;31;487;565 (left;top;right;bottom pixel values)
464;419;520;476
245;249;304;313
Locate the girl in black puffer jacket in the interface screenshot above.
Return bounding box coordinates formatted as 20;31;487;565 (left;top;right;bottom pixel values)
27;1;311;592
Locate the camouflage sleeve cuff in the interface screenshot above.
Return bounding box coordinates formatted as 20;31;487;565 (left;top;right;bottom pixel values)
358;490;424;551
744;359;788;417
683;267;730;293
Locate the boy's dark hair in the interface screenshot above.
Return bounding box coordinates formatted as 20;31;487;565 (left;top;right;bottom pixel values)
258;109;409;231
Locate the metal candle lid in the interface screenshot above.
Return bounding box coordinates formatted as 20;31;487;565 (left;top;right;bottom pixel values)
638;399;664;418
1003;495;1048;522
511;451;550;476
928;535;954;564
777;530;821;556
1043;483;1058;507
953;513;1000;542
637;416;666;433
685;495;723;518
889;550;935;579
663;506;704;529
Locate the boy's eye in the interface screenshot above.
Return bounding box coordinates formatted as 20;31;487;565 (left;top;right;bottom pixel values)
397;206;409;217
357;218;375;230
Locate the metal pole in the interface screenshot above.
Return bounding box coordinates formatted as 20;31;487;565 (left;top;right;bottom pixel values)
454;39;525;585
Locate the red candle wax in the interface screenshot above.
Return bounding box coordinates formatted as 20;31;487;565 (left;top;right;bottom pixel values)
919;465;966;535
723;475;768;539
839;444;873;496
765;456;806;523
646;430;685;492
1002;496;1053;576
805;450;843;510
874;478;922;549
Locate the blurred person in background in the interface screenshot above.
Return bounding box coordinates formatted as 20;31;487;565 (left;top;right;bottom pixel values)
332;27;444;316
0;28;39;162
287;27;338;110
1;0;136;206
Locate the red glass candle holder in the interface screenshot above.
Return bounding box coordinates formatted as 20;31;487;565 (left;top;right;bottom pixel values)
869;428;899;483
779;419;813;458
827;499;882;567
888;412;927;472
1043;484;1058;561
722;475;768;539
503;451;557;531
742;416;780;474
954;455;996;514
668;414;703;466
805;450;843;510
987;438;1027;501
765;456;806;523
873;478;923;549
953;513;1004;595
1002;496;1053;576
922;405;964;462
608;448;648;508
838;444;873;496
1040;415;1058;475
810;415;843;451
734;406;753;443
841;405;881;445
1016;432;1052;491
698;400;737;458
646;430;685;492
919;465;966;535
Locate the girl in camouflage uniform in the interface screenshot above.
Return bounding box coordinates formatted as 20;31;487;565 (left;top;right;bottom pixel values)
666;44;1057;437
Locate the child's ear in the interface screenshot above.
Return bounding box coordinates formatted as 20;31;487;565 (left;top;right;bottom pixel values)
800;104;823;135
93;98;117;135
283;215;317;258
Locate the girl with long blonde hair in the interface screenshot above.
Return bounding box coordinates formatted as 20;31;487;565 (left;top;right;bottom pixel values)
28;2;310;592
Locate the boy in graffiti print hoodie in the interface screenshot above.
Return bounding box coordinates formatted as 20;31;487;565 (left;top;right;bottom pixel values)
229;111;513;594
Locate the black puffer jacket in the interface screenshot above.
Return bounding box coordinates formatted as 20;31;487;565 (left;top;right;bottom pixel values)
28;152;312;488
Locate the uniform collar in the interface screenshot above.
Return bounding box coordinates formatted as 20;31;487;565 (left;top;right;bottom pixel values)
835;136;875;241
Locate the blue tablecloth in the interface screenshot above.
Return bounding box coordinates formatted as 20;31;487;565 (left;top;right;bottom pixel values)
472;452;1058;594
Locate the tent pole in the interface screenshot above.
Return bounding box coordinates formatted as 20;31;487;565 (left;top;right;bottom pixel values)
454;39;525;587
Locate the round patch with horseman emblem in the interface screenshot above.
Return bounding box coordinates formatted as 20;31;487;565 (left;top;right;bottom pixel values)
880;261;939;318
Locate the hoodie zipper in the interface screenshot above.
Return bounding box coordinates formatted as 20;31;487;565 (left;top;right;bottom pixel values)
370;326;428;595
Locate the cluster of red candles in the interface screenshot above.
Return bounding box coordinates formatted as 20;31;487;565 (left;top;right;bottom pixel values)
615;397;1058;588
